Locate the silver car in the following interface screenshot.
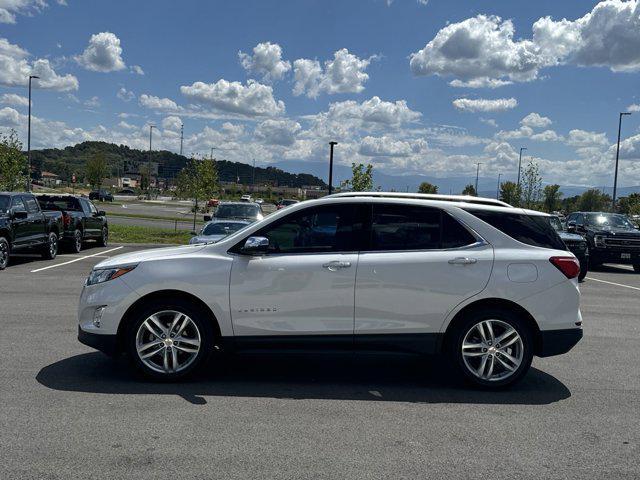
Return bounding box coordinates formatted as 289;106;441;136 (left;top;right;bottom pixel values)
189;219;251;245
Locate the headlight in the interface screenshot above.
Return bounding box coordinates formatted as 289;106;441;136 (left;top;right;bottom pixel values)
86;265;137;286
594;235;605;247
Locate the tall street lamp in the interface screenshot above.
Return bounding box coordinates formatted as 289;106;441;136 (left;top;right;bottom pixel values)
496;173;502;200
328;141;338;194
474;162;482;196
147;125;156;199
612;112;632;210
26;75;39;191
179;124;184;156
516;147;527;188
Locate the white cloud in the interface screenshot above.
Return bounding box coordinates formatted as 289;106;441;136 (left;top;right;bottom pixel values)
180;79;285;117
0;106;21;127
239;42;291;82
495;125;534;140
117;120;137;131
480;118;498;128
130;65;144;75
359;135;427;157
84;96;100;108
255;118;301;146
1;93;29;106
293;48;375;98
138;94;181;112
411;1;640;86
566;129;609;147
0;37;78;91
530;129;564;142
628;104;640;112
161;115;182;132
520;112;552;129
116;87;135;102
76;32;126;72
0;0;52;24
452;97;517;112
323;96;421;126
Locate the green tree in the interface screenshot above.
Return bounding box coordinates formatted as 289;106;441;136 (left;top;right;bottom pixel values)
85;152;109;188
542;184;562;213
617;193;640;216
418;182;438;194
521;160;542;209
0;129;27;191
499;181;521;206
342;162;373;191
176;158;219;202
462;184;476;196
578;189;610;212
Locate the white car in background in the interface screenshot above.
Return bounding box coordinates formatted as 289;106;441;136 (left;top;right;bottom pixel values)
78;193;582;388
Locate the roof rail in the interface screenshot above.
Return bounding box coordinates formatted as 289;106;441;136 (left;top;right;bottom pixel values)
328;191;514;208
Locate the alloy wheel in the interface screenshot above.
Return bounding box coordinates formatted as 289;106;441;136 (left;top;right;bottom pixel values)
0;240;8;269
75;231;82;252
49;234;57;258
135;310;201;374
461;319;524;382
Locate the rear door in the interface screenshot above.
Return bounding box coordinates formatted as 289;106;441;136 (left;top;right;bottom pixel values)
354;203;493;346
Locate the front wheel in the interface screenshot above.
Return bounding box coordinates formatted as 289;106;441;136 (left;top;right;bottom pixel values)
448;309;533;388
0;237;10;270
41;232;58;260
126;300;214;380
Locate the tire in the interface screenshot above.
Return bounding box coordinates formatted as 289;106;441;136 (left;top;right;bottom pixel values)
68;229;83;253
97;227;108;247
633;264;640;273
125;299;214;380
447;308;534;389
41;232;58;260
0;237;10;270
578;258;588;281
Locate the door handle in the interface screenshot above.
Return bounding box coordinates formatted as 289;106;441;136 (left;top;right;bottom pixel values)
448;257;478;265
322;260;351;271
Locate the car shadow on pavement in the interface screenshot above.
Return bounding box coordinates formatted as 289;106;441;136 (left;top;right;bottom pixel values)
36;352;571;406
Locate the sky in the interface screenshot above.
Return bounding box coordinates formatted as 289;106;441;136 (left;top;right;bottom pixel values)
1;0;640;187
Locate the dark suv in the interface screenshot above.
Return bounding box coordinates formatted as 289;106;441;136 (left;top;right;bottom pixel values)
566;212;640;272
549;215;588;281
89;190;113;202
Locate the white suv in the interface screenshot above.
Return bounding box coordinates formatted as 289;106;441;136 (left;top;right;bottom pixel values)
78;194;582;388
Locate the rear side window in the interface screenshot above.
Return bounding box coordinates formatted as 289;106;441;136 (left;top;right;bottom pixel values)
465;210;565;250
368;204;477;251
22;196;39;213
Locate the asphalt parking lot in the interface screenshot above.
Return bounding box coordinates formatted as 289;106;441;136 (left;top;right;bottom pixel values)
1;246;639;479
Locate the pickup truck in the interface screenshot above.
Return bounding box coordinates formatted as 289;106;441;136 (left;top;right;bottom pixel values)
567;211;640;272
36;194;108;253
0;192;63;270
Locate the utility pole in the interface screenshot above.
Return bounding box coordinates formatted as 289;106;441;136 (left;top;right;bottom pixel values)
179;124;184;156
474;162;482;196
26;75;39;191
516;147;527;188
496;173;502;200
210;147;215;160
328;141;338;194
612;112;631;210
252;158;256;190
147;125;155;199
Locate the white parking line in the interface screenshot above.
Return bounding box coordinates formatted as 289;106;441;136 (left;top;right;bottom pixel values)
31;246;124;273
586;277;640;291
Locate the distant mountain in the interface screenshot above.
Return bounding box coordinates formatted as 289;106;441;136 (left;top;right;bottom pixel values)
29;142;326;189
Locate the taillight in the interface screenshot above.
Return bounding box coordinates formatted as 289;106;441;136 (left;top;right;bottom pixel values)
549;256;580;279
62;213;70;227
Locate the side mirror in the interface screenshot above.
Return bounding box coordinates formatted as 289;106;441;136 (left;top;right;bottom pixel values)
566;220;576;232
13;210;27;219
97;210;106;216
241;236;269;254
203;215;212;222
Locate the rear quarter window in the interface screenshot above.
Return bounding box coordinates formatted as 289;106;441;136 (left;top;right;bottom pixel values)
465;210;566;250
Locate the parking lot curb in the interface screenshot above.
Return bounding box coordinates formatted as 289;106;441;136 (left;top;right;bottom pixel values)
113;242;181;248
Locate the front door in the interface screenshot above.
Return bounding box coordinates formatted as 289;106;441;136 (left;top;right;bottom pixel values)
354;204;493;351
229;203;366;344
10;197;29;248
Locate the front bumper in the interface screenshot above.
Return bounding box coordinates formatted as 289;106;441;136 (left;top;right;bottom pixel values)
78;326;118;356
589;247;640;265
537;328;583;357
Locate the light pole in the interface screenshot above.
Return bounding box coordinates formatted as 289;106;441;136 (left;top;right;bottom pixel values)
474;162;482;196
612;112;631;210
179;124;184;156
26;75;39;191
147;125;155;199
496;173;502;200
328;141;338;194
516;147;527;188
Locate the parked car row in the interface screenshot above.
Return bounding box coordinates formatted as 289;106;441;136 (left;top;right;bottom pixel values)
0;192;108;270
192;201;265;244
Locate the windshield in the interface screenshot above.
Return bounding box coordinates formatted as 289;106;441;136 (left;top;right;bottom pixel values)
585;213;634;229
0;195;9;214
549;216;563;232
202;222;247;236
215;204;260;219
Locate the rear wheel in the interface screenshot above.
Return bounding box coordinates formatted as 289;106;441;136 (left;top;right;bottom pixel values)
126;299;214;380
448;308;533;388
68;229;83;253
41;232;58;260
0;237;10;270
97;227;108;247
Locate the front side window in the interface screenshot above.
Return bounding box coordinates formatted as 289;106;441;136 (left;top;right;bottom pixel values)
11;196;26;212
22;196;39;213
0;195;9;213
88;202;98;214
256;204;363;254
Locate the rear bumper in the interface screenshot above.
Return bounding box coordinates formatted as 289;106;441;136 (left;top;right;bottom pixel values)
537;328;583;357
78;326;118;356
